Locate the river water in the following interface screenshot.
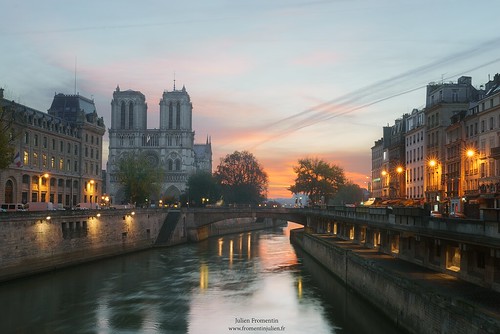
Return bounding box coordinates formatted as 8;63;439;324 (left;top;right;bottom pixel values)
0;223;402;334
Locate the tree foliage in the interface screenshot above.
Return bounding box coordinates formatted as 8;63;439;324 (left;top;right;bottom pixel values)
214;151;268;204
186;171;221;207
115;153;163;205
288;157;346;205
330;183;365;205
0;104;16;170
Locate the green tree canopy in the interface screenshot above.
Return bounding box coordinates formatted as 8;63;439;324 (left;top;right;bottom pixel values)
186;171;221;207
288;157;346;205
0;104;16;170
330;183;365;205
116;153;163;205
214;151;268;204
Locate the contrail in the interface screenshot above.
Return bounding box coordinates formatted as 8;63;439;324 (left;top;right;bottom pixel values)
248;37;500;150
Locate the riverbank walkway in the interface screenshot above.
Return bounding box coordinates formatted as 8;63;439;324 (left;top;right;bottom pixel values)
313;234;500;327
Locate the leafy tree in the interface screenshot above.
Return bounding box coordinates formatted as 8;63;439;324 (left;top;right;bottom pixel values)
115;153;163;205
330;183;364;205
0;103;16;170
214;151;268;204
288;157;346;205
186;171;221;207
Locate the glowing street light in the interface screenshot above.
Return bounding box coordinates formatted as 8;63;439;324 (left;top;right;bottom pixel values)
38;173;49;202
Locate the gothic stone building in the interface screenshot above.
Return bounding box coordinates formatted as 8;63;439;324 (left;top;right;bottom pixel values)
106;85;212;204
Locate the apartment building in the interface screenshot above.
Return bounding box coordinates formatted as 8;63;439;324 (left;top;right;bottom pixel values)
405;109;425;200
424;76;479;205
0;89;106;208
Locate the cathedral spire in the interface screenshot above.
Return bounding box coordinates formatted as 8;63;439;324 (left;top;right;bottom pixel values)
173;72;176;91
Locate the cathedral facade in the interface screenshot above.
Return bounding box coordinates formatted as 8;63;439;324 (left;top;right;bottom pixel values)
106;85;212;204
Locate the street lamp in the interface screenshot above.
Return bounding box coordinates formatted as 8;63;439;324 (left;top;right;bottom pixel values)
396;166;404;198
38;173;49;202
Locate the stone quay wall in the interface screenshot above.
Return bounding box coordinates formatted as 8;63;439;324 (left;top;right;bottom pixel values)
0;209;173;283
0;210;281;283
290;229;499;334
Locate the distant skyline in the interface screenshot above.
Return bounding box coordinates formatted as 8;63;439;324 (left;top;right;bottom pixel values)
3;1;500;198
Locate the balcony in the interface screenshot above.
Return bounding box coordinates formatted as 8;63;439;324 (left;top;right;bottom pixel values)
490;146;500;159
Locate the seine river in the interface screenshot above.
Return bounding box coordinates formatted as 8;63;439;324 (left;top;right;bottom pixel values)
0;223;402;334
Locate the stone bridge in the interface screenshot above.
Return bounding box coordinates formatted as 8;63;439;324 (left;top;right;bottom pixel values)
181;205;500;292
182;207;308;228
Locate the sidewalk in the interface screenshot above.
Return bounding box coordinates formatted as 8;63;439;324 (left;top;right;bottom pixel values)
316;234;500;324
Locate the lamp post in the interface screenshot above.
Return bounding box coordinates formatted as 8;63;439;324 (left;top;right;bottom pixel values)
396;166;404;198
381;170;388;198
428;159;440;210
38;173;49;202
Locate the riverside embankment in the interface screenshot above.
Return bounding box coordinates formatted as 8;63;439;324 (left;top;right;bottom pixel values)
290;229;500;334
0;208;280;283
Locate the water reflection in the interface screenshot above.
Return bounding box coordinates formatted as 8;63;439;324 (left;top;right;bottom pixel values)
0;223;401;334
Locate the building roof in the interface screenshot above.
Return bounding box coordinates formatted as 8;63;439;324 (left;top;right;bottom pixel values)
48;93;97;122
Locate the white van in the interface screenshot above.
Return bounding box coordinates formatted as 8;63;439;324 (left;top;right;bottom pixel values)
74;203;100;210
0;203;26;212
25;202;55;211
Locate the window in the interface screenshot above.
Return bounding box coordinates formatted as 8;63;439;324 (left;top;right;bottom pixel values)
129;102;134;129
24;132;29;144
51;156;55;168
33;134;38;146
120;101;126;129
23;151;29;165
168;102;173;129
176;102;181;129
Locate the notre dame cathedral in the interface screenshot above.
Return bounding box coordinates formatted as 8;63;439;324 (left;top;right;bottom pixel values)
106;84;212;204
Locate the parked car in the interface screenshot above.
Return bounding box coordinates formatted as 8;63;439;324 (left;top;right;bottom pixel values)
0;203;26;212
73;203;101;210
430;211;443;218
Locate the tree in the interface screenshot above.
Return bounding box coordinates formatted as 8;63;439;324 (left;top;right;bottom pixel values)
214;151;268;204
0;103;16;170
186;171;221;207
330;183;364;205
288;157;346;205
115;153;163;206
